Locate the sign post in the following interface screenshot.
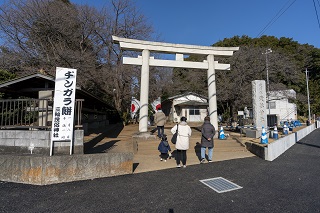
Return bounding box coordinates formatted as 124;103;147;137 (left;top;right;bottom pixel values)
50;67;77;156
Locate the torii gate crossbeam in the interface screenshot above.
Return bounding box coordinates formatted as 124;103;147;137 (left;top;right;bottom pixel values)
112;36;239;133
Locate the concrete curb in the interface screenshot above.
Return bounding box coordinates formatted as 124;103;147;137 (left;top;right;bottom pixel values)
0;152;133;185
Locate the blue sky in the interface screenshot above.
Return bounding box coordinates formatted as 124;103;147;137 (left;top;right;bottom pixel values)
72;0;319;48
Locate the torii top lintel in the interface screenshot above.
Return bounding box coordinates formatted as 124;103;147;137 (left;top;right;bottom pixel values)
112;36;239;56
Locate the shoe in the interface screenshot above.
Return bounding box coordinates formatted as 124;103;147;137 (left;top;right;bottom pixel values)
183;165;186;168
208;160;213;163
160;158;163;161
176;164;181;168
200;158;206;164
164;160;167;162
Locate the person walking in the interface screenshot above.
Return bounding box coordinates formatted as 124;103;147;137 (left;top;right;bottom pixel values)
200;116;216;163
149;113;155;126
171;116;192;168
154;107;166;138
158;134;172;162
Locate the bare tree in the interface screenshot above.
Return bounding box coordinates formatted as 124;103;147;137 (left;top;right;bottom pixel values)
216;46;301;117
0;0;99;80
170;45;302;119
93;0;154;114
0;0;156;118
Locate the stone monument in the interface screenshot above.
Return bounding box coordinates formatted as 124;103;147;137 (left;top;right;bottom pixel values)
252;80;267;129
246;80;267;138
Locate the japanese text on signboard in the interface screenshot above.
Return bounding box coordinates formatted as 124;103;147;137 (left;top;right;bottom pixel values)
51;68;77;141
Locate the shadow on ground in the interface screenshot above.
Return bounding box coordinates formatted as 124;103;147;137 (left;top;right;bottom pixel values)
85;140;121;154
84;123;124;153
296;141;320;149
133;163;139;172
194;142;202;161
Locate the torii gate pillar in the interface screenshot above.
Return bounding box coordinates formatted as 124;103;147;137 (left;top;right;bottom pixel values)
139;49;150;132
207;54;218;130
112;36;239;133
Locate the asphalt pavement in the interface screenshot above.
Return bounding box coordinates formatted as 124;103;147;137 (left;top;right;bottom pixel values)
1;129;320;212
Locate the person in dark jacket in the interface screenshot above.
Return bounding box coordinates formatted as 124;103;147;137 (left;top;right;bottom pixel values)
200;116;215;163
158;134;172;162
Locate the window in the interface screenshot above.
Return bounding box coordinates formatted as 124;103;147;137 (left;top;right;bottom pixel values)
269;102;276;109
189;108;200;115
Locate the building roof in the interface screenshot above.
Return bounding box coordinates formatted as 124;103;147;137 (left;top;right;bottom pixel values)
0;72;115;111
269;89;296;100
175;100;209;107
167;92;208;101
0;73;55;97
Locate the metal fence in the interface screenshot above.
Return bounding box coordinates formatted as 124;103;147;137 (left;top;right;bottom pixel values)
0;99;83;129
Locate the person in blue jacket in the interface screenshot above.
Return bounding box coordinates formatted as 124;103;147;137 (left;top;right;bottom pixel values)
158;134;172;162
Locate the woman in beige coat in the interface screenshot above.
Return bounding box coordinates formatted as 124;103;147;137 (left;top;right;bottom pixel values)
154;108;166;138
170;116;192;168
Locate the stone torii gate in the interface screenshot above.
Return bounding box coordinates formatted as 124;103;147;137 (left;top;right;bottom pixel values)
112;36;239;133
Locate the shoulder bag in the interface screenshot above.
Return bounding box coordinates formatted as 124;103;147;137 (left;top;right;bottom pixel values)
171;124;179;144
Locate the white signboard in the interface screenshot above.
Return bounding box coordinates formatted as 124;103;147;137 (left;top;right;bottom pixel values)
50;67;77;155
238;111;244;116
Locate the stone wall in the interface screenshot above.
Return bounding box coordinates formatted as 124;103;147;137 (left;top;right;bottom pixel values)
0;130;84;155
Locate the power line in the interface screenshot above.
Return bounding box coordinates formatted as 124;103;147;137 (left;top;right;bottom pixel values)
256;0;297;38
313;0;320;30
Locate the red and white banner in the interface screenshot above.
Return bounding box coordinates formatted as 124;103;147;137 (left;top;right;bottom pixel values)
131;97;140;119
151;97;161;112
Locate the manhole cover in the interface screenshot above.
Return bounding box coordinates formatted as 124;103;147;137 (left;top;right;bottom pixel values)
200;177;242;193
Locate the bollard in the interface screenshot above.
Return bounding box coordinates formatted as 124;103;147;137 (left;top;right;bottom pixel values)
283;124;288;135
273;126;279;139
219;126;226;140
261;126;268;144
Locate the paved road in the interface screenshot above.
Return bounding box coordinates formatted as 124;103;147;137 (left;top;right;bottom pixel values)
1;129;320;213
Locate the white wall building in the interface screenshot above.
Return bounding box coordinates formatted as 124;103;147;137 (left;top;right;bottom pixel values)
268;89;297;122
162;92;208;123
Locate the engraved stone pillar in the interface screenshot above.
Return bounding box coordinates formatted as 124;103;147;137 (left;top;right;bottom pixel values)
252;80;267;130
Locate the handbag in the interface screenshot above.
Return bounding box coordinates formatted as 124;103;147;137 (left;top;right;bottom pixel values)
171;124;179;144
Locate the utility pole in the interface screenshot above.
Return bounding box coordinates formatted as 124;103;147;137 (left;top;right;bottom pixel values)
306;68;311;123
263;48;272;115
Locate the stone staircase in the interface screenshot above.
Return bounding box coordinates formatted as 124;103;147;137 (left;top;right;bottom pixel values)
83;123;254;174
